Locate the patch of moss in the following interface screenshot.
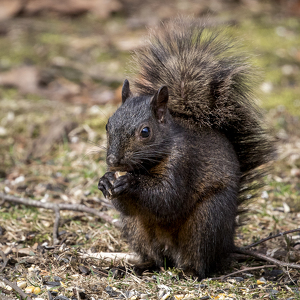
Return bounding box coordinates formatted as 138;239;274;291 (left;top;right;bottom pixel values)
229;15;300;116
263;89;300;112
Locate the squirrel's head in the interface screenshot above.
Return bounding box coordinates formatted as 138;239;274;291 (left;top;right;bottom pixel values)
105;79;172;172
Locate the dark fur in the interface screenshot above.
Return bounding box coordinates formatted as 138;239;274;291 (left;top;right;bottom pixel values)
98;17;274;279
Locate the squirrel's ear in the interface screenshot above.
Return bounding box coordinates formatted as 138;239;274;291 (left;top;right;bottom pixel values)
151;85;169;123
122;79;132;104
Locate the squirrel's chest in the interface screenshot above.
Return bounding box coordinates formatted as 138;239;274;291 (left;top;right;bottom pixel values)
152;225;177;251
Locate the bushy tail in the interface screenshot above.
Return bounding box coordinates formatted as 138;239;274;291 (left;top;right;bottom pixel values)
132;17;275;204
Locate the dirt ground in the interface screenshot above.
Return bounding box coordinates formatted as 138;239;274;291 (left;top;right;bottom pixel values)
0;0;300;299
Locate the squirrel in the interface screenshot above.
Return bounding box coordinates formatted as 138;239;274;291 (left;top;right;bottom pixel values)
98;17;274;279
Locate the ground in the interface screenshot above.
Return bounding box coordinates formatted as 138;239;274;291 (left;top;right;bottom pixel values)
0;1;300;299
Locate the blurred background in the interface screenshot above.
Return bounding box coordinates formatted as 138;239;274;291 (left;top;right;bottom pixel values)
0;0;299;249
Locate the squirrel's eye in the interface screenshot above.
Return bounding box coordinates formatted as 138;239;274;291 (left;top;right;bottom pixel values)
140;126;150;138
105;123;108;131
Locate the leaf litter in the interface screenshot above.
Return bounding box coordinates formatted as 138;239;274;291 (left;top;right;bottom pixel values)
1;2;300;300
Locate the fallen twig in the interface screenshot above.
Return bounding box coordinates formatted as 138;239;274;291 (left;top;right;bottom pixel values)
0;192;119;226
0;192;121;245
0;276;33;300
236;248;300;270
53;206;60;245
0;250;8;273
211;264;277;281
0;250;33;300
80;252;138;263
243;228;300;249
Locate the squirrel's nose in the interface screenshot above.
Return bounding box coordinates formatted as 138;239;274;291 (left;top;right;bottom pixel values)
107;154;118;166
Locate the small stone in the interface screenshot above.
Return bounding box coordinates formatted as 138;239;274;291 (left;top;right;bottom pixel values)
25;286;35;293
199;296;210;300
33;287;41;295
17;281;27;289
140;294;149;299
17;248;36;257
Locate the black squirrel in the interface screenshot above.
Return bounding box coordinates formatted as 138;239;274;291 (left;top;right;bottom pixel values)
98;17;274;279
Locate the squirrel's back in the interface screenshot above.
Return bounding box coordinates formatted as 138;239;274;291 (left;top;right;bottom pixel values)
133;17;274;204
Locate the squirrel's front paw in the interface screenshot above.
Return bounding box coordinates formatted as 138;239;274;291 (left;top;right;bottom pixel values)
98;172;134;199
111;173;135;197
98;172;115;199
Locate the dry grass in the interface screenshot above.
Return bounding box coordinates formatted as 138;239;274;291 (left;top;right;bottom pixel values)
1;5;300;300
